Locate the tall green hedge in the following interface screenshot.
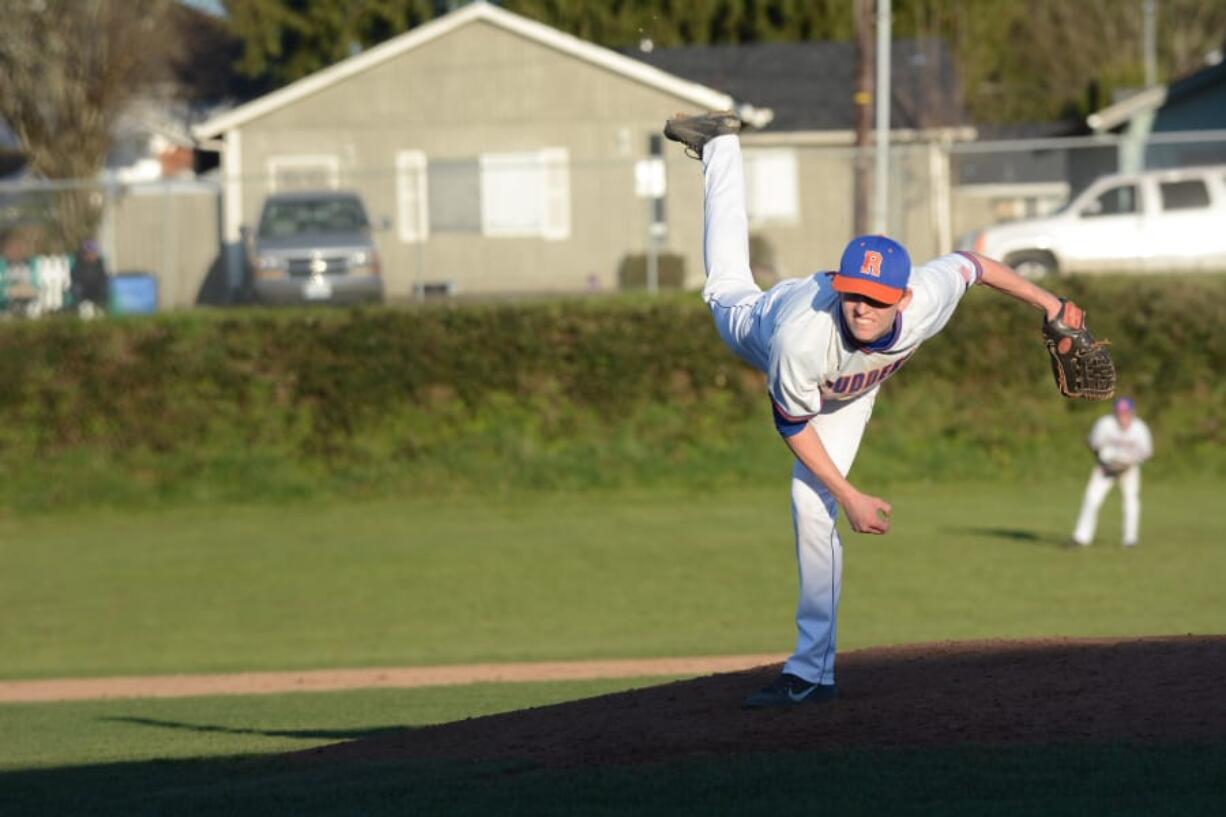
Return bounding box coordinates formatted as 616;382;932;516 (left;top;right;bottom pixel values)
1;275;1223;510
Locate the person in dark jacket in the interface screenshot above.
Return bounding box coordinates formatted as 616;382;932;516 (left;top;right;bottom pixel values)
71;239;109;315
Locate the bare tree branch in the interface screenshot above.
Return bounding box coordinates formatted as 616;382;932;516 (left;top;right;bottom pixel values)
0;0;176;250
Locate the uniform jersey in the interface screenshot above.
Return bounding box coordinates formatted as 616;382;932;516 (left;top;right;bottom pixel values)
1088;414;1153;468
730;251;985;424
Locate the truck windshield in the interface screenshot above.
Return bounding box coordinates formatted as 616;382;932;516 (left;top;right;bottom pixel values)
258;198;369;238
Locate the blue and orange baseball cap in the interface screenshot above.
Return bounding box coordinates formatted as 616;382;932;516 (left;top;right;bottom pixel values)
1115;396;1135;412
832;235;911;305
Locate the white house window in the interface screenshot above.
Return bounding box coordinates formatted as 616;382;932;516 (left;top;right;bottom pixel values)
395;150;429;242
266;154;340;193
743;148;799;225
479;148;570;240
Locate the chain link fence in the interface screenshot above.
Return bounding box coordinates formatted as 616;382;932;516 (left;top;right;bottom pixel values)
2;129;1224;316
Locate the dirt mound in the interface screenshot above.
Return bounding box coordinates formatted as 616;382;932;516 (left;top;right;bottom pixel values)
291;636;1226;769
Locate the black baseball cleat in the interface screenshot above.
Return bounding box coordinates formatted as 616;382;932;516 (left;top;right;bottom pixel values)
663;110;742;159
742;673;838;709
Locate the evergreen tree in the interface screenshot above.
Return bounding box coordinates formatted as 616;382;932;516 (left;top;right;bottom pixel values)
222;0;443;87
222;0;1226;124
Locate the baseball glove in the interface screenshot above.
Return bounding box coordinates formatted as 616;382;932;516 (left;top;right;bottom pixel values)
1042;299;1115;400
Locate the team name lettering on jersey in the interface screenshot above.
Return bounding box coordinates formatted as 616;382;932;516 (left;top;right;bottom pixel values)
822;353;912;399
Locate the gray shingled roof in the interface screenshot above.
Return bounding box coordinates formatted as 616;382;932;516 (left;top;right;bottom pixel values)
627;39;968;133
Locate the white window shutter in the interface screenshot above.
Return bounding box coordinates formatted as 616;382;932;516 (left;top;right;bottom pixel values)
396;151;429;242
480;152;541;237
478;148;569;239
744;148;800;225
540;148;571;241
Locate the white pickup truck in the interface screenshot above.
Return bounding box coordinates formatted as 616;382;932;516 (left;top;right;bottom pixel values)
960;164;1226;278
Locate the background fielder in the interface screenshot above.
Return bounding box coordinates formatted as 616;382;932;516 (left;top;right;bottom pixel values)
1071;396;1153;548
663;110;1114;709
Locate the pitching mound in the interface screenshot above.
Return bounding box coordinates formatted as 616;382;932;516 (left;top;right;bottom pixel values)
292;636;1226;768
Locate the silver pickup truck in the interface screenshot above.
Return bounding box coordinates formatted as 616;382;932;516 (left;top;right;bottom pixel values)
247;190;384;305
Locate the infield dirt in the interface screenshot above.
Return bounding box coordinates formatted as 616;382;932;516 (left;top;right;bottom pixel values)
290;635;1226;768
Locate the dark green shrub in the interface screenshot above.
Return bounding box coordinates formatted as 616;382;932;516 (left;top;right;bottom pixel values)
0;273;1222;510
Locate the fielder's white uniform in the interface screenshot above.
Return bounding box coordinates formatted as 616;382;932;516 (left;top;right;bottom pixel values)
1072;414;1153;547
701;135;985;684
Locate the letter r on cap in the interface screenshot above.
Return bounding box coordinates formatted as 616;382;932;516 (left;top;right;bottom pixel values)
860;250;883;277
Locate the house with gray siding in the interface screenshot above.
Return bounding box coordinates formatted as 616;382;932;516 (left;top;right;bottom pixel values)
192;1;772;300
194;0;994;302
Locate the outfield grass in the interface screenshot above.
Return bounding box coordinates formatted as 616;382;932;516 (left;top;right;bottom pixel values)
3;480;1224;814
2;479;1223;679
0;680;668;771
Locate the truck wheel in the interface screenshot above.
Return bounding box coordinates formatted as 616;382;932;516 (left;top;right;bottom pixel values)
1005;250;1058;280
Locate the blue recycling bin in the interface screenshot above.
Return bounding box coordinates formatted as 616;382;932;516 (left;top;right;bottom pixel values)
109;273;159;315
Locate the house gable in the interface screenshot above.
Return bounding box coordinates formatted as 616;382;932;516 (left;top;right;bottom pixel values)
245;21;692;135
234;19;753;169
1087;59;1226;132
193;1;769;140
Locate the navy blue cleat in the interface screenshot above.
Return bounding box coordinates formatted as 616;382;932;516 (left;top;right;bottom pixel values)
743;673;839;709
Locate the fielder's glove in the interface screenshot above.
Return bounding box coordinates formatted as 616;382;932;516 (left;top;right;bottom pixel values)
1042;299;1115;400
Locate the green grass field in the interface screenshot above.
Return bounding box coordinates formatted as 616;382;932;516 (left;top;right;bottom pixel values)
3;479;1224;814
3;480;1221;679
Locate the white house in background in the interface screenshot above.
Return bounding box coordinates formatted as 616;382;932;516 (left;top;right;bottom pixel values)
1;96;211;185
106;96;206;183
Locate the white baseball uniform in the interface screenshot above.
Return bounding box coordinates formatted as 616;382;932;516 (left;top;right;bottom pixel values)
700;134;984;684
1072;413;1153;546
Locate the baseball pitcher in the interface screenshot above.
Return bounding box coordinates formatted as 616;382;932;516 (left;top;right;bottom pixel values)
1070;396;1153;548
663;111;1116;709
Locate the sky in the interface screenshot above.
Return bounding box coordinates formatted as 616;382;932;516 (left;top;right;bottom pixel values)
180;0;223;15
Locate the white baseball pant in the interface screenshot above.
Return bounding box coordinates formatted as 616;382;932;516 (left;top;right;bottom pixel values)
701;134;876;685
1073;465;1141;546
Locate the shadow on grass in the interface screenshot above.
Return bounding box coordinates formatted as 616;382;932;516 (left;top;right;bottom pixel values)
6;638;1225;815
945;526;1069;548
98;716;404;742
2;743;1224;817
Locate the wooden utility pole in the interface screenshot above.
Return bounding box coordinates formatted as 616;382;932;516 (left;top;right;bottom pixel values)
853;0;874;236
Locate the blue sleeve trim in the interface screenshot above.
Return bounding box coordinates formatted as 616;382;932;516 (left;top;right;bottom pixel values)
773;402;810;437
